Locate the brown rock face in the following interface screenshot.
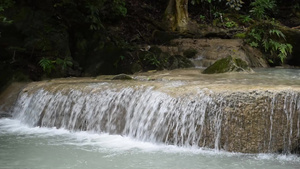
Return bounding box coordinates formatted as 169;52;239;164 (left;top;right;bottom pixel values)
206;90;300;153
3;74;300;154
158;39;268;68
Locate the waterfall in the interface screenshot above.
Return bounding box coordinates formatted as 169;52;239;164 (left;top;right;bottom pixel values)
9;80;300;153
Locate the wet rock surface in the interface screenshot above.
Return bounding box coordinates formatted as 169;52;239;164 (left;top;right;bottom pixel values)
2;69;300;154
202;56;253;74
158;39;268;68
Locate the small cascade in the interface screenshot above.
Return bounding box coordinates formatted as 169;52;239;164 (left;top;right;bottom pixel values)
9;81;300;154
190;55;205;68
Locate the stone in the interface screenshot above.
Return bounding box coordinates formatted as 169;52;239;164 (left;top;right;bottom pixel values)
130;63;142;74
112;74;133;80
281;27;300;66
202;56;253;74
157;39;268;68
0;113;12;118
183;48;198;58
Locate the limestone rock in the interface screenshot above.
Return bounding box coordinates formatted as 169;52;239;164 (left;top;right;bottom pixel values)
202;56;253;74
112;74;133;80
0;113;12;118
158;39;268;68
281;27;300;66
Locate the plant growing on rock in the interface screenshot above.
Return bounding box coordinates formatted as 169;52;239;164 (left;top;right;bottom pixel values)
250;0;276;20
224;19;238;28
246;21;293;64
39;57;73;75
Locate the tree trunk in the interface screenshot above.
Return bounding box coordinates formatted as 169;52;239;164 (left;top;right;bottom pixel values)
164;0;189;32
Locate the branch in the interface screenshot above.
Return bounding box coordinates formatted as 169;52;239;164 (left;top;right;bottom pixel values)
292;25;300;29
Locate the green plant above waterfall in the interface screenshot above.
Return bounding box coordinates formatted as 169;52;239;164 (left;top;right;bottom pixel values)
39;57;73;75
1;0;300;85
246;21;293;64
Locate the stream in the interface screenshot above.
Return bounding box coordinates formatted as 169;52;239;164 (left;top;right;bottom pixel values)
0;68;300;168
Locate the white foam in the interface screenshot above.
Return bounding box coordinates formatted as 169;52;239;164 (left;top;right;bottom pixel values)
1;118;299;163
0;119;228;155
255;153;300;163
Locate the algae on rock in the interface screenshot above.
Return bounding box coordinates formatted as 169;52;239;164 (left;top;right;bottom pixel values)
202;56;253;74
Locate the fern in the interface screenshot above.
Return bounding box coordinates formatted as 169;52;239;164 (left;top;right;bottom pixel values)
39;57;55;74
246;22;293;64
250;41;259;47
39;57;73;74
250;0;276;20
55;57;73;70
269;29;285;39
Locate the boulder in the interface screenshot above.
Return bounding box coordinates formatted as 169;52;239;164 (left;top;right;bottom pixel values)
202;56;253;74
281;27;300;66
158;38;268;68
0;113;12;118
112;74;133;80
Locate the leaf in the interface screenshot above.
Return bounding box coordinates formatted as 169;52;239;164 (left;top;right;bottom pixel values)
250;41;258;47
286;44;293;53
262;40;269;51
39;57;55;74
269;29;285;39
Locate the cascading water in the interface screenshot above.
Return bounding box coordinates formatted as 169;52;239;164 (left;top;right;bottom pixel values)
2;69;300;169
8;72;300;154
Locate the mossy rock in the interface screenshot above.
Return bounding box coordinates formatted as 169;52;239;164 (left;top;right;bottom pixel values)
183;48;198;58
151;30;179;44
234;32;246;39
130;63;143;73
112;74;133;80
202;56;253;74
175;55;195;68
149;46;162;55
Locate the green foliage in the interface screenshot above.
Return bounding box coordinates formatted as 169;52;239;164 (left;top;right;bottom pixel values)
54;0;127;31
0;0;14;24
213;11;222;19
39;57;55;74
225;20;237;28
234;32;246;39
246;22;293;64
0;0;14;10
139;51;161;68
39;57;73;74
239;15;253;24
56;57;73;71
225;0;244;11
199;15;206;22
84;0;126;30
191;0;244;10
250;0;276;20
111;0;127;17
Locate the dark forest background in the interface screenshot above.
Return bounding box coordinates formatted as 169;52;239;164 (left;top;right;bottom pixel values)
1;0;300;91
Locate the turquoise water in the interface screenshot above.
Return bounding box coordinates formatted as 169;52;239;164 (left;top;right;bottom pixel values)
1;118;299;169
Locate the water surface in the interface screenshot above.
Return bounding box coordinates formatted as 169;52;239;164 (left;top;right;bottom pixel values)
1;119;299;169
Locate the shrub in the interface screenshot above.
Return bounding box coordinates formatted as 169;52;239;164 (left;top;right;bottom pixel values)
246;21;293;64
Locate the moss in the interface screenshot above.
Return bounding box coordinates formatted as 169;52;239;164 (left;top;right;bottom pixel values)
112;74;133;80
202;56;252;74
234;33;246;39
151;30;179;44
176;55;194;68
183;48;198;58
130;63;142;73
203;56;232;74
149;46;162;55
